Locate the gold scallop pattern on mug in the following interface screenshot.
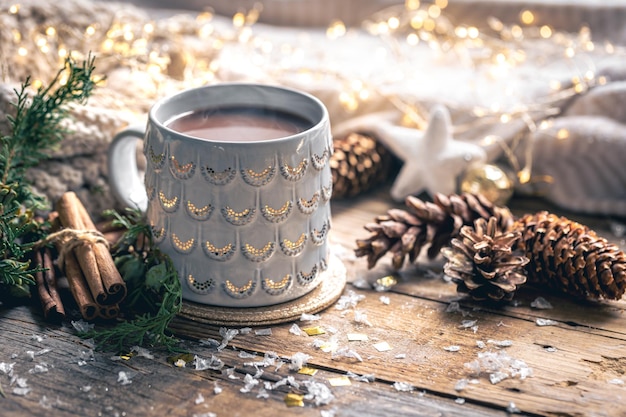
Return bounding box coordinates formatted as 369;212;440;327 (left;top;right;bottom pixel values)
221;206;256;226
185;200;214;221
262;274;292;296
148;146;166;170
280;158;308;181
223;279;256;299
150;222;166;244
297;191;320;214
242;242;275;262
261;200;293;223
311;149;330;171
186;274;215;295
169;156;196;180
241;165;276;187
202;240;235;261
158;190;180;213
297;264;318;286
201;166;236;185
321;181;333;203
171;233;196;254
310;220;330;246
280;232;307;256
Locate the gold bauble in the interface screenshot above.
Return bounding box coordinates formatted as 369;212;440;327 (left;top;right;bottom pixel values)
459;163;514;206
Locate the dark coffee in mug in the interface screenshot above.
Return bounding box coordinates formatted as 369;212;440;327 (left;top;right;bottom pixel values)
166;106;313;142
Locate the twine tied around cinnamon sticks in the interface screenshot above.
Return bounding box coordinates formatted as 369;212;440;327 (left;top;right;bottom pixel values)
33;192;127;321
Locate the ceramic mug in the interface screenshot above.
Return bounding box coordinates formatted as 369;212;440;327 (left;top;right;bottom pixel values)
108;83;333;307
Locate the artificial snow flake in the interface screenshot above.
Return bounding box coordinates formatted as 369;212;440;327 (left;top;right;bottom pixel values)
332;347;363;362
476;341;486;349
454;379;469;391
289;323;304;336
131;346;154;359
464;351;533;384
117;371;133;385
393;381;414;392
300;313;321;322
379;295;390;305
289;352;312;371
544;346;557;353
536;318;558;326
28;363;49;374
352;277;370;289
608;378;624;385
71;320;94;333
487;340;513;348
256;388;269;399
303;380;335;406
530;297;553;309
373;341;392;352
193;355;224;371
239;327;252;335
255;328;273;336
0;362;15;375
321;409;337;417
455;397;465;404
507;402;522;413
238;351;256;359
444;345;460;352
346;371;375;383
218;327;240;351
195;393;205;404
240;374;260;393
213;383;222;395
12;386;31;396
353;310;373;326
335;290;365;310
445;301;469;316
395;353;406;359
192;413;216;417
460;320;477;329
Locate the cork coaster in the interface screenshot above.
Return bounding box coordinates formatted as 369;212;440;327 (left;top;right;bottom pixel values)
176;255;347;327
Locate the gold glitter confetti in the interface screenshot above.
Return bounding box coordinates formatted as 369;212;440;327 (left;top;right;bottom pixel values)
347;333;369;341
167;353;195;365
298;367;318;376
373;341;392;352
328;376;352;386
374;275;398;291
284;393;304;407
303;326;326;336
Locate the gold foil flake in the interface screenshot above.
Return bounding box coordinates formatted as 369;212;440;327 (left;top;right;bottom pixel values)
158;190;179;212
373;341;392;352
261;200;293;223
297;191;320;214
310;221;330;246
297;264;318;286
280;233;307;256
280;158;309;181
169;155;196;179
223;279;256;299
284;393;304;407
298;367;318;376
302;326;326;336
201;165;236;185
262;274;291;295
328;376;352;387
203;241;235;261
171;233;196;253
347;333;369;342
185;200;213;221
311;149;330;170
374;275;398;292
241;165;276;186
167;353;195;365
148;146;165;168
242;242;275;262
187;274;215;295
221;206;255;225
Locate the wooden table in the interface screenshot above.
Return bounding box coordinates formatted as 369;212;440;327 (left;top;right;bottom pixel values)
1;191;625;416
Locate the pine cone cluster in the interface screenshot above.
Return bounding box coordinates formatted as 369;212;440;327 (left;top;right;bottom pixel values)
330;132;397;199
442;217;528;302
513;211;626;300
355;192;515;270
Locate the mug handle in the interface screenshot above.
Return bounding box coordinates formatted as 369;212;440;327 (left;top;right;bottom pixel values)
108;124;149;212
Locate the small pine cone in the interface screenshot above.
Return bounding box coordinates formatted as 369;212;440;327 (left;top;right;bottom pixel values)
330;132;396;199
513;211;626;300
442;217;529;301
355;192;515;269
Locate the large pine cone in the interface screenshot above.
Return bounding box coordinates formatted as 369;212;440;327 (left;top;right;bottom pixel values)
442;217;528;301
355;193;515;269
513;211;626;300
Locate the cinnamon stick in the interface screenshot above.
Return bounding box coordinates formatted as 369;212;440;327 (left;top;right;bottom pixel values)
64;251;99;321
99;304;120;320
33;248;65;320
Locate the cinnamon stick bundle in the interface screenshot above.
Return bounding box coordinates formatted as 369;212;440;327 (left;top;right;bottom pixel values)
54;192;127;319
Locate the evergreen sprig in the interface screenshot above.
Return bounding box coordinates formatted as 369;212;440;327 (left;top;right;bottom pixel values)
81;209;183;352
0;54;98;298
